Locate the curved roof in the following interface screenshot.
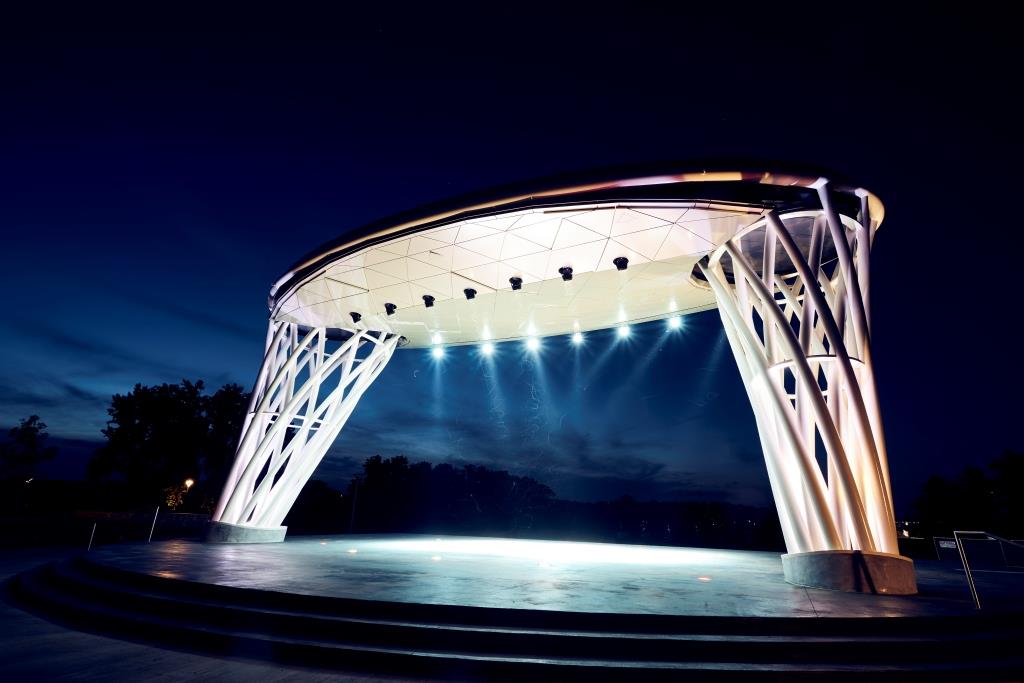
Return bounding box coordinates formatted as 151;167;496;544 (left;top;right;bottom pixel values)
270;162;881;348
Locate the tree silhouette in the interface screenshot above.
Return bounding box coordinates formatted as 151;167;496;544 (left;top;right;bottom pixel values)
349;454;553;534
0;415;58;482
333;454;782;549
914;450;1024;537
87;380;249;509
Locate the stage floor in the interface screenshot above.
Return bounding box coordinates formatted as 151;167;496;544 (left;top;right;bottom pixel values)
82;534;1021;618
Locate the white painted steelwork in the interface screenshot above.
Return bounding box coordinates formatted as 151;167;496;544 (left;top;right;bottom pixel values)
213;323;399;528
698;180;897;554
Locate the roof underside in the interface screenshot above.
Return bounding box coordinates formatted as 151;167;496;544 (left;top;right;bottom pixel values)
271;171;874;348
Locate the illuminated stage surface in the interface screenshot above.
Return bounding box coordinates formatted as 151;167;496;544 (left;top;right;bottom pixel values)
87;535;1013;617
11;534;1024;677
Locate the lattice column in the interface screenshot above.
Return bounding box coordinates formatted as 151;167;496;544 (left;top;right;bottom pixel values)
211;322;399;532
698;180;898;556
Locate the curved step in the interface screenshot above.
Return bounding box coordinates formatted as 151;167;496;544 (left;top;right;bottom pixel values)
69;554;1020;637
8;557;1024;679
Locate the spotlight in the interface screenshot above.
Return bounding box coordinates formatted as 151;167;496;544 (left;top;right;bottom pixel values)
431;346;444;359
423;294;435;308
384;302;397;316
558;266;573;281
617;324;631;338
480;342;494;356
526;336;540;351
613;256;629;271
431;332;443;345
668;315;682;329
349;311;362;324
509;276;523;290
464;288;477;300
571;331;583;345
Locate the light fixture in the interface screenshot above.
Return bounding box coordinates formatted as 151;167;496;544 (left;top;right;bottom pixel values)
431;332;443;345
384;303;397;316
349;311;362;323
526;336;540;351
558;266;573;281
571;331;583;345
613;256;629;271
184;478;194;490
480;342;494;356
464;288;477;300
617;324;631;338
431;346;444;359
422;294;435;308
509;276;523;290
668;315;682;329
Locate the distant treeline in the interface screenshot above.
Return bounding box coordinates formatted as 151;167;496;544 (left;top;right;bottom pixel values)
913;449;1023;539
3;379;1023;550
285;455;786;551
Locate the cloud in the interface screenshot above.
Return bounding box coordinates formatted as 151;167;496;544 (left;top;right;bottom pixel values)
5;316;195;379
102;287;257;341
315;403;771;505
0;378;107;411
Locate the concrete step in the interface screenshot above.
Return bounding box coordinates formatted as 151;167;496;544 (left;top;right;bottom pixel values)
71;554;1019;637
9;558;1024;679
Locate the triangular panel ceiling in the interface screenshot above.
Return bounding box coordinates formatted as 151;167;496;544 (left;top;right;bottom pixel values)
409;245;453;271
458;233;505;260
425;226;460;244
551;221;607;250
367;258;409;281
610;210;670;237
277;200;771;346
408;235;450;256
508;217;560;249
611;225;672;260
500;233;548;260
657;225;714;259
456;262;501;289
566;209;615;236
456;223;501;243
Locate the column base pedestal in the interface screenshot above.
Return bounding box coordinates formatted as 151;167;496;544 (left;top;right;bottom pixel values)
782;550;917;595
205;520;287;544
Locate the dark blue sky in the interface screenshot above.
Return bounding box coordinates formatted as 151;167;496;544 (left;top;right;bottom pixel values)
1;7;1020;513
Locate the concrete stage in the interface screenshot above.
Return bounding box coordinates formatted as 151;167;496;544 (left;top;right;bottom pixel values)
84;534;1012;617
9;535;1024;678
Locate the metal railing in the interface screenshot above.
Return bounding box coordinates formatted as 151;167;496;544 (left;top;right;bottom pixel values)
953;530;1024;609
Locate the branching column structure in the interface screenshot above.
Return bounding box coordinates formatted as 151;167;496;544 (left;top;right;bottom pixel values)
699;181;898;556
213;322;399;529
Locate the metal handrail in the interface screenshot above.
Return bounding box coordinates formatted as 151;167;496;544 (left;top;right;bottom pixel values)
953;530;1024;609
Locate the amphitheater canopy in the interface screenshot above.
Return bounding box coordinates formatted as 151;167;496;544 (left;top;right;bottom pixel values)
269;166;881;348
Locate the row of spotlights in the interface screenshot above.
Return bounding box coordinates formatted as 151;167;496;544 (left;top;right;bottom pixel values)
428;316;681;359
385;259;634;316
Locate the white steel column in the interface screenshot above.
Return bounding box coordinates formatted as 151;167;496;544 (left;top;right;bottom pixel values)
698;181;899;557
211;322;399;532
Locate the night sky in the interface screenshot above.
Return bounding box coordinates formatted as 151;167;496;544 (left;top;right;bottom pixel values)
1;8;1020;514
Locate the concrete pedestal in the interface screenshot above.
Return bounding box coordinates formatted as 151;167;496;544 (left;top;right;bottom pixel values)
782;550;917;595
205;520;287;544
